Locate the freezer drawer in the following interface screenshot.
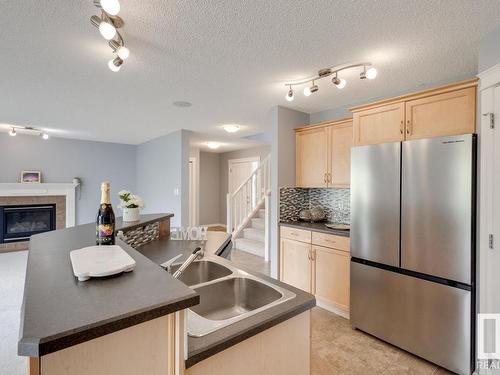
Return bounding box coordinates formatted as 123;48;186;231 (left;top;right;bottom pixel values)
401;134;474;284
351;142;401;267
350;262;471;375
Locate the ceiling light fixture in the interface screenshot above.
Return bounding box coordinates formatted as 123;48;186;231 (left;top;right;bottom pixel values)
284;62;377;99
206;142;221;150
173;101;193;108
222;124;240;133
90;3;128;72
285;85;294;102
5;126;50;140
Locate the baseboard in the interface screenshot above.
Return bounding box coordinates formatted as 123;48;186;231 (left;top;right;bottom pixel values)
316;298;350;320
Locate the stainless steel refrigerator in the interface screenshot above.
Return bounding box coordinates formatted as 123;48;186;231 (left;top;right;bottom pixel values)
350;134;476;375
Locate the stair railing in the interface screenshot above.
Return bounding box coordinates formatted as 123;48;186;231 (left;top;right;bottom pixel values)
227;154;271;259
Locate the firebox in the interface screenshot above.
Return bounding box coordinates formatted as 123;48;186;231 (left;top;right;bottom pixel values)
0;204;56;244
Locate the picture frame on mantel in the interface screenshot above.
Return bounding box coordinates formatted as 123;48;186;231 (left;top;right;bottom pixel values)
21;170;41;184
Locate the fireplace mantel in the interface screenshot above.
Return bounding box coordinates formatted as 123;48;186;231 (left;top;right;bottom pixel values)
0;183;79;227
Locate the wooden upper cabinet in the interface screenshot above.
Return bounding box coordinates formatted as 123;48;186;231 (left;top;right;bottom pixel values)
350;79;477;146
296;126;328;188
352;102;405;146
405;87;476;140
296;118;353;188
328;121;353;187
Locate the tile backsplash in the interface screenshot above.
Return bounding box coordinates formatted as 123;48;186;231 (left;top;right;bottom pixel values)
280;187;350;224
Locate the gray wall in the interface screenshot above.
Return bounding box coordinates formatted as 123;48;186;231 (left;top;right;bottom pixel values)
0;133;136;225
479;25;500;73
199;151;221;225
136;129;191;228
270;106;310;278
218;145;271;224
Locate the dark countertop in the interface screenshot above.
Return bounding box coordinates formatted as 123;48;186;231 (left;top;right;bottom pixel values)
137;235;315;368
280;221;350;237
18;213;198;357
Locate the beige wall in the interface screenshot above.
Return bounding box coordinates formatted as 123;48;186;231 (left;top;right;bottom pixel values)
218;145;271;225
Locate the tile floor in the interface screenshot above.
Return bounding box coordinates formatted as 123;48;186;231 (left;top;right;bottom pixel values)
229;245;452;375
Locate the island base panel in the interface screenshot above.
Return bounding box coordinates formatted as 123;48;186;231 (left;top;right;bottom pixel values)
37;314;180;375
185;310;311;375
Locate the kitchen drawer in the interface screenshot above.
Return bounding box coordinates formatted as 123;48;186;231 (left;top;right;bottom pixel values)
280;227;311;243
312;232;349;252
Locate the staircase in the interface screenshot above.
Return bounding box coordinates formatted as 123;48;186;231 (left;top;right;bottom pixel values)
227;155;270;260
234;207;267;257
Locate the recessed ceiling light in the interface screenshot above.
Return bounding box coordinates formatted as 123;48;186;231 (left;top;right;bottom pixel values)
222;124;240;133
173;101;192;108
206;142;221;150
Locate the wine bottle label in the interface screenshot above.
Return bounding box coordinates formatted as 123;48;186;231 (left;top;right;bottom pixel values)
97;224;114;244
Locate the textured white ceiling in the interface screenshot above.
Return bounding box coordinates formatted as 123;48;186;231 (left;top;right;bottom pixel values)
1;1;500;145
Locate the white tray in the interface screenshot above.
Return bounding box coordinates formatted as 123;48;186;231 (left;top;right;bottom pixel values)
70;245;136;282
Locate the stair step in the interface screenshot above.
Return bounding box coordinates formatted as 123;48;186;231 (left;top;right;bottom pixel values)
243;227;265;242
234;238;265;257
251;218;265;230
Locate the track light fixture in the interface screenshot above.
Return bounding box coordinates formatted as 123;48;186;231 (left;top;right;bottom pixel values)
5;126;50;140
90;0;129;72
284;62;377;99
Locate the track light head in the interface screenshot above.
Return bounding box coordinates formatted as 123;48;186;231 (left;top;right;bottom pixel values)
94;0;121;16
9;127;16;137
360;66;377;80
332;74;347;89
366;67;377;80
41;132;49;140
108;57;123;72
286;87;294;102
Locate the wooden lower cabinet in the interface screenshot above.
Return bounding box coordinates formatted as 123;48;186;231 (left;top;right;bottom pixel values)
280;238;312;293
312;246;350;314
280;228;350;317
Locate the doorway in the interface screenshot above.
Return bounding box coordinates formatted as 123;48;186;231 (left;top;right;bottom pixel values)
228;157;260;201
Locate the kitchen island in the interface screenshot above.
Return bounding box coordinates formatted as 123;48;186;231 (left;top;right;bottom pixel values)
20;214;315;375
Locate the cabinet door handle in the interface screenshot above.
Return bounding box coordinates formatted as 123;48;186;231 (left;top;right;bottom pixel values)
406;120;411;135
312;249;316;261
400;120;404;134
323;173;327;184
307;250;311;261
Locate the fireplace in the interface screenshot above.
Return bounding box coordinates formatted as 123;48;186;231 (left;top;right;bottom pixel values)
0;204;56;244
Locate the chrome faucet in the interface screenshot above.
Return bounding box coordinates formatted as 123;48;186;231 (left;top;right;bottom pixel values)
172;247;204;279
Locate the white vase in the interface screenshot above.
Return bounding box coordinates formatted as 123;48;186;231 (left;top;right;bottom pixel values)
123;207;140;222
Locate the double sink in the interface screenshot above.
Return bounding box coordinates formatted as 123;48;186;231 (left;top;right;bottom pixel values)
169;258;295;337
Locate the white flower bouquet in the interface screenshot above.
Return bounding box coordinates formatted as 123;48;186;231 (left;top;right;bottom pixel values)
118;190;144;221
